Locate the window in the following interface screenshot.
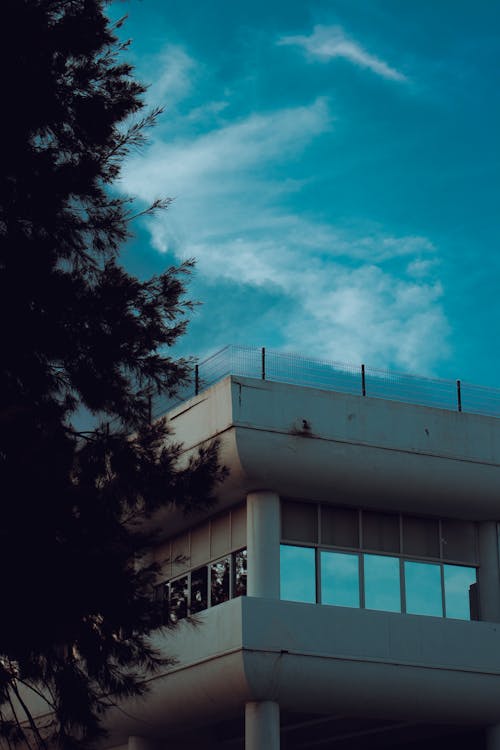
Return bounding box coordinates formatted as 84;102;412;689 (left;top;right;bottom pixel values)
279;501;479;620
320;550;359;608
280;545;316;603
211;556;230;606
404;561;442;617
160;548;247;624
443;564;477;619
364;554;401;613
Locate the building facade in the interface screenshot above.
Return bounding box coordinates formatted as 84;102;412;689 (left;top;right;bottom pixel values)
100;371;500;749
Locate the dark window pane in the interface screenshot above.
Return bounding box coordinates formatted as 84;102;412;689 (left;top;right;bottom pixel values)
364;554;401;612
441;520;477;563
444;564;476;620
211;557;230;606
363;512;400;553
321;551;360;608
190;566;208;613
234;549;247;597
321;507;359;548
280;545;316;603
154;583;169;626
281;501;318;543
169;576;188;623
403;516;440;558
404;561;443;617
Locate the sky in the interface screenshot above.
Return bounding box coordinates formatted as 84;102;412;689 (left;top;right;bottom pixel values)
108;0;500;387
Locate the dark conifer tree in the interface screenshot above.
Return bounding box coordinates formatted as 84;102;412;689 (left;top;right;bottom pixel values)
0;1;225;747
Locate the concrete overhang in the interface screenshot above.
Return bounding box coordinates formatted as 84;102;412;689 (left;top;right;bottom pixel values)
161;376;500;535
97;596;500;746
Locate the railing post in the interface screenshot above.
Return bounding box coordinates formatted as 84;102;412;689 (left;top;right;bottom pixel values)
261;347;266;380
457;379;462;412
195;364;199;396
361;364;366;397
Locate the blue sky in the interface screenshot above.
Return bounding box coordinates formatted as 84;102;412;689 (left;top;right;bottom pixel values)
109;0;500;387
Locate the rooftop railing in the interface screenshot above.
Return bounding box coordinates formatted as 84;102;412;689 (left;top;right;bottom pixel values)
152;345;500;420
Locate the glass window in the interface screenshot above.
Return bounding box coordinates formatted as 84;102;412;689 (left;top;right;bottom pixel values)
404;561;443;617
403;517;440;558
444;564;476;620
211;556;230;606
168;576;188;623
280;545;316;603
363;512;400;553
234;549;247;597
321;507;359;548
364;554;401;612
321;551;360;608
190;566;208;613
281;501;318;543
441;520;477;563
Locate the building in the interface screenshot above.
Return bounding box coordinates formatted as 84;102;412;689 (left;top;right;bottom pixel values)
101;351;500;748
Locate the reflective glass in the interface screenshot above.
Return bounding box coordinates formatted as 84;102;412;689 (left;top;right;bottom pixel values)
169;576;188;623
444;564;476;620
404;561;443;616
211;557;230;606
321;551;360;608
280;545;316;603
190;566;208;613
234;549;247;597
364;554;401;612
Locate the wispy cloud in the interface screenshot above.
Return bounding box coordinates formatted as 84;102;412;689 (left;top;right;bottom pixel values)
278;25;407;82
144;45;197;108
120;64;446;372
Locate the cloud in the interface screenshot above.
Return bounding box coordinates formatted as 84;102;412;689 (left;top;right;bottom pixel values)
144;45;197;108
278;25;407;83
121;98;330;205
120;96;448;374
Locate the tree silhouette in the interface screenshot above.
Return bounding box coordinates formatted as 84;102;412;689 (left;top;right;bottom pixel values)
0;1;225;747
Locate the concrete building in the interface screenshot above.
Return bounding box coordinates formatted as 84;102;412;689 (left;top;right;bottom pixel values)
101;357;500;750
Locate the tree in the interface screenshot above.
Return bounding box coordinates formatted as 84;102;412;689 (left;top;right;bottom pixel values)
0;1;225;747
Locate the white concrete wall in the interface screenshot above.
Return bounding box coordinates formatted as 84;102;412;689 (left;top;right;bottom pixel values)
97;594;500;747
158;376;499;539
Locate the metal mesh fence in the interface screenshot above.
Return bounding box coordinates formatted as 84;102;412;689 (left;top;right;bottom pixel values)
364;366;457;411
152;345;500;421
460;381;500;418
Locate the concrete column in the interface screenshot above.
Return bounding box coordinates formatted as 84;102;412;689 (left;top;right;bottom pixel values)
246;491;281;599
486;724;500;749
128;737;155;750
245;701;280;749
478;522;500;622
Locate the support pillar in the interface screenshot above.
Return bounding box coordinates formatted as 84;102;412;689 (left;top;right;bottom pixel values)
128;737;156;750
478;522;500;622
245;701;280;749
486;724;500;750
246;491;281;599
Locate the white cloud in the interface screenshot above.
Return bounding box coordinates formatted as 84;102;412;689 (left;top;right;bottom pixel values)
120;97;448;374
144;45;197;107
278;25;407;83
